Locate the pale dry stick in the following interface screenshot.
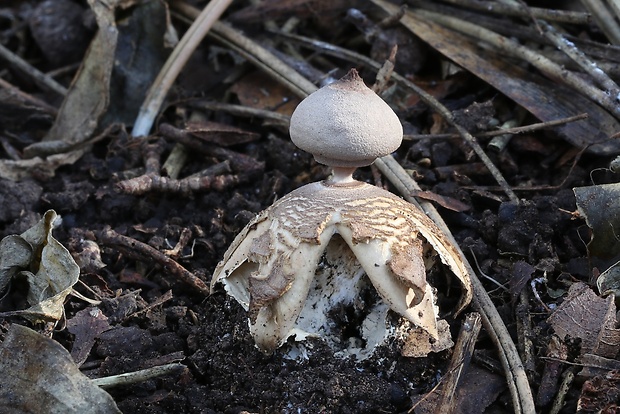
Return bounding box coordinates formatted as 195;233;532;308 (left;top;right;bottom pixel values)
162;144;187;179
542;21;620;97
440;0;591;24
271;30;401;80
609;0;620;22
131;0;234;137
375;155;536;414
92;363;186;389
435;313;482;414
207;26;315;96
412;8;620;120
496;0;620;100
580;0;620;44
98;227;210;295
172;1;317;97
272;29;519;202
0;43;67;96
405;114;588;141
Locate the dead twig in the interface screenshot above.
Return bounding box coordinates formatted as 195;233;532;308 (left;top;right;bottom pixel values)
128;290;174;319
580;0;620;44
493;0;620;99
189;100;291;126
0;77;59;115
516;290;536;381
115;169;239;196
461;145;587;192
438;0;591;24
116;133;242;197
0;43;67;96
543;21;619;95
435;312;482;414
91;363;186;389
97;227;210;296
611;0;620;21
158;123;264;173
404;113;589;141
549;367;577;414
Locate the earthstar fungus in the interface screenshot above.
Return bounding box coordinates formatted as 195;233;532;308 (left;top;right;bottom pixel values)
211;69;472;354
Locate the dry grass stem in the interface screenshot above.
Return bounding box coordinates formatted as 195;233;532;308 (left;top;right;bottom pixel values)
580;0;620;44
610;0;620;20
496;0;620;97
190;101;291;126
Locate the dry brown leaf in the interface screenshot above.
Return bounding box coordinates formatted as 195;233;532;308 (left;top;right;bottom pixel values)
547;282;620;359
574;183;620;270
574;182;620;300
67;307;111;366
411;365;505;414
230;71;301;116
24;0;172;158
24;0;119;158
410;190;470;212
0;210;80;322
0;324;120;413
185;120;261;146
577;370;620;413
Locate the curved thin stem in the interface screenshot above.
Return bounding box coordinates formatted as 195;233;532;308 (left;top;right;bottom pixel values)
131;0;234;137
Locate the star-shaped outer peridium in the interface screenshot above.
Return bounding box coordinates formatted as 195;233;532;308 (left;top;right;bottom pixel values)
211;179;473;353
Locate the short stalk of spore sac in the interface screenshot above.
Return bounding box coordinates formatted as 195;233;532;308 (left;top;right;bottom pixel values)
211;69;472;356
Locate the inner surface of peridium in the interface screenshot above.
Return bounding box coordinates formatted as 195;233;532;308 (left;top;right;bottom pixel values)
291;234;391;360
